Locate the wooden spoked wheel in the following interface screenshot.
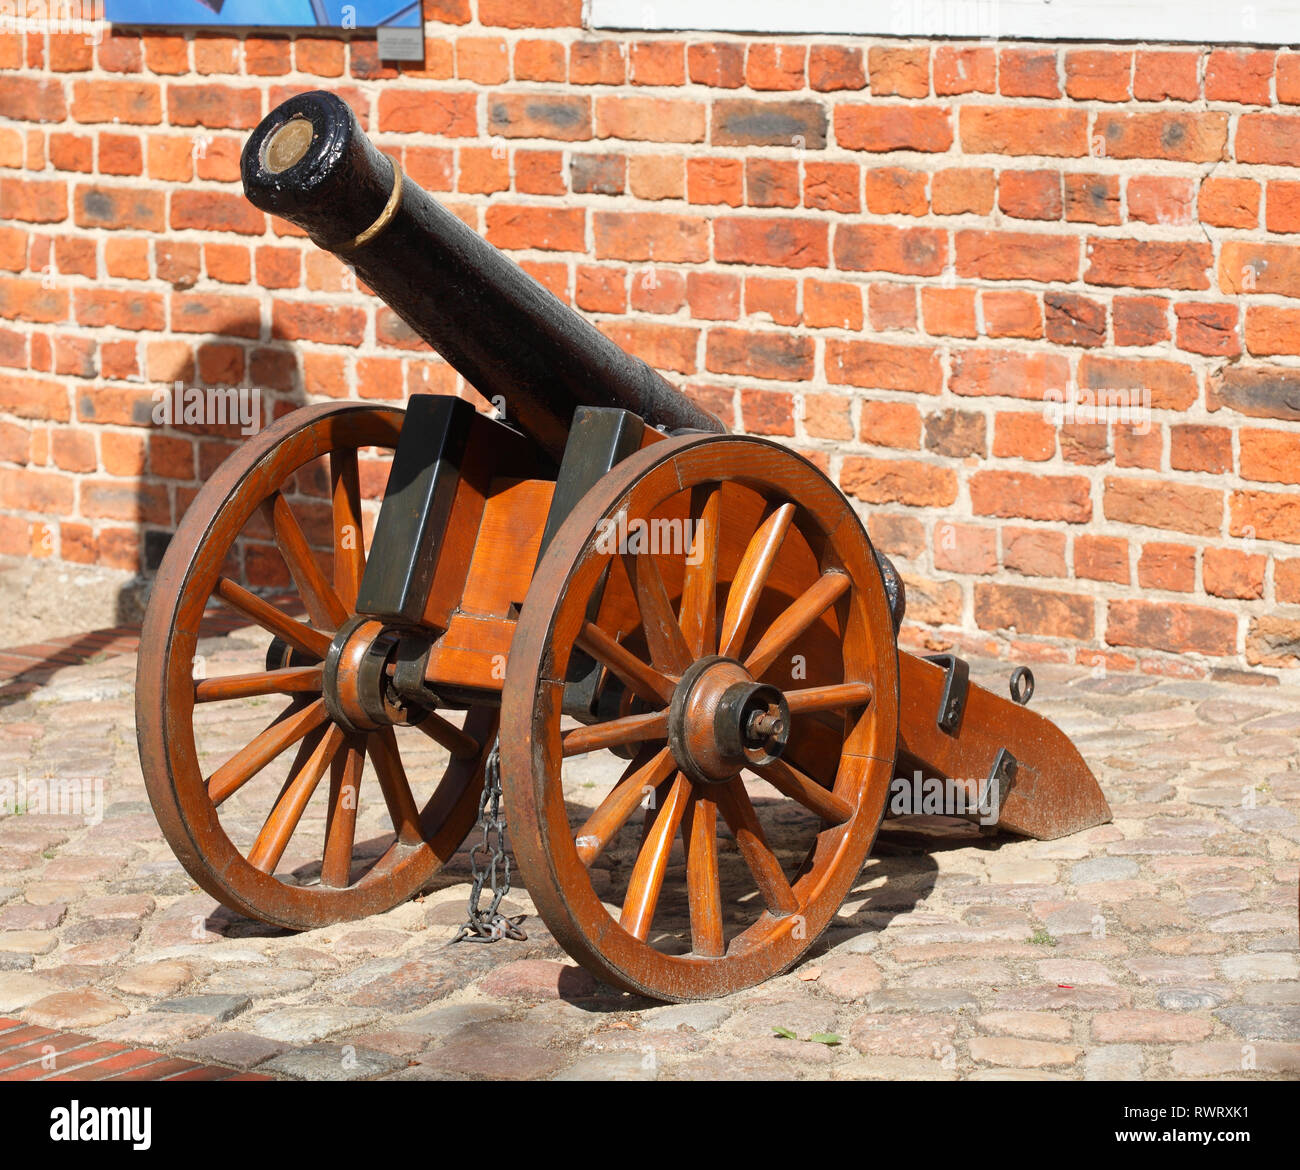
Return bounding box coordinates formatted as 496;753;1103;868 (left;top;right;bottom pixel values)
502;435;900;1001
136;402;495;931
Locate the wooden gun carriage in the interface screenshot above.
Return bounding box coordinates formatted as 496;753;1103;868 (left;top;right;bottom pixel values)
136;91;1110;1002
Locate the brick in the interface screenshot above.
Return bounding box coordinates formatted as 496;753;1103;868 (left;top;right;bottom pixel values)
1220;241;1300;297
0;373;70;421
860;401;922;449
1065;173;1121;225
457;37;509;84
932;168;994;216
1111;296;1169;347
714;100;827;149
1203;548;1266;599
716;217;827;269
971;471;1091;522
103;238;149;280
1076;535;1129;584
384;90;479;136
1114;425;1163;471
983;291;1041;339
571;41;627;86
514;150;564;196
960;107;1087;156
1245;614;1300;667
167;85;260;130
569;153;623;195
513;40;565;83
1127;176;1195;226
868;284;914;333
0;277;66;326
98;133;142;177
1107;602;1237;656
75;289;163;332
809;46;865;92
1205;49;1274;105
482;205;583;253
1065;50;1131;101
630;268;685;314
1003;527;1067;577
934;522;996;574
0;77;66;123
826;340;941;394
836;104;951;153
706;328;812;381
457;147;509;195
594;211;708;263
1085;238;1211;291
596;97;704;143
836;224;947;276
745;277;797;326
804;280;862;330
686;42;743;88
686;272;739;321
1045;292;1105;347
1266;180;1300;234
1241;428;1300;484
479;0;580;27
1170;425;1232;474
747;43;805;91
1104;477;1222;536
950;350;1069;401
840;458;957;507
956;231;1078;283
1138;543;1196;592
869;47;928;97
597;321;698;374
1133;51;1200;101
1095;111;1227;163
171;191;263;236
1230;489;1300;544
1000;48;1059;98
171;292;262;339
738;389;793;436
0;178;66;224
1078;354;1197;412
934;46;995;95
0;467;75;514
803;393;853;440
1199;177;1259;229
1175;302;1240;357
1276;558;1300;603
686;158;743;207
924;408;985;457
864;167;927;216
803;162;860;213
999;170;1061;221
1245;306;1300;356
747;159;799;208
619;151;678;200
975;583;1093;640
921;287;976;338
295;38;345;78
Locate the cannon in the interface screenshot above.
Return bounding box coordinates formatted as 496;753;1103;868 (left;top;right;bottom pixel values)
136;91;1111;1002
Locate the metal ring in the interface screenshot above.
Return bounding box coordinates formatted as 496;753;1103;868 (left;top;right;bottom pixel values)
337;155;404;253
1009;666;1035;706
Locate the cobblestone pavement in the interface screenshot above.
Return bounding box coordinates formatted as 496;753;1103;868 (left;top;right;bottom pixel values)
0;624;1297;1081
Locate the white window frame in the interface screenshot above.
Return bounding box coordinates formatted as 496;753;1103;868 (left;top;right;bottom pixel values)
589;0;1300;46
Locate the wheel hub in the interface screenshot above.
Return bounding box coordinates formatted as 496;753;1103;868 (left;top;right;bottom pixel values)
323;616;406;733
667;655;791;785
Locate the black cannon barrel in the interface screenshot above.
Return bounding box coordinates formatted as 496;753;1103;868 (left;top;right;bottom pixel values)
241;91;725;462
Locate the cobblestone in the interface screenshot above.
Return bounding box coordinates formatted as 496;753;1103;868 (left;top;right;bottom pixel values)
0;642;1295;1080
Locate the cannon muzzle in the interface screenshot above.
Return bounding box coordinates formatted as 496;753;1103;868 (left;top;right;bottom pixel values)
242;91;725;462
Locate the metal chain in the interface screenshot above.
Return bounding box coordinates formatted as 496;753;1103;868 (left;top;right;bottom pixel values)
453;736;527;943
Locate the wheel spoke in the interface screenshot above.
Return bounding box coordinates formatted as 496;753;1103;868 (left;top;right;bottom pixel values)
620;771;689;942
262;490;349;631
412;709;481;761
321;734;365;888
623;550;692;674
562;708;668;758
194;665;323;703
683;791;724;957
720;502;795;660
752;758;854;826
330;447;366;611
744;570;851;680
714;778;799;917
214;577;330;660
577;621;676;705
247;723;345;873
367;727;424;846
783;681;873;716
679;484;721;657
574;746;677;866
206;698;331;806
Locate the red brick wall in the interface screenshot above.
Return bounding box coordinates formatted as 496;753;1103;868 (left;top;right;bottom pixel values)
2;0;1299;679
